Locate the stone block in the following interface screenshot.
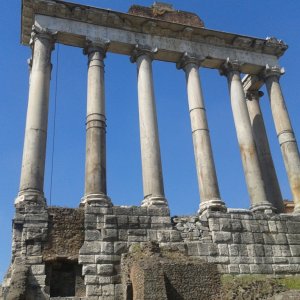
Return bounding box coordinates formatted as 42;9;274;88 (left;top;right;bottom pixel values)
273;233;287;244
102;229;118;241
289;257;300;264
218;244;229;256
241;232;254;244
272;245;282;257
253;233;264;244
102;284;115;296
99;276;114;284
276;221;288;233
128;236;147;242
101;242;114;254
273;264;300;274
290;245;300;256
86;230;101;241
127;229;146;236
97;264;114;276
280;245;291;257
86;206;113;215
157;231;171;242
83;264;97;275
247;221;259;232
273;257;289;264
85;214;97;224
147;230;158;241
30;264;45;275
85;275;99;284
138;216;151;225
239;264;250;273
128;216;140;229
268;221;278;233
263;233;275;244
79;255;95;264
264;245;273;256
231;220;243;232
118;229;129;241
187;242;199;256
113;206;132;215
208;218;219;231
212;231;232;243
26;256;43;264
80;241;102;254
287;234;300;244
95;255;120;264
26;244;41;256
132;206;148;216
286;221;300;233
228;264;240;274
207;256;229;263
87;284;102;296
232;233;241;244
114;242;127;255
151;216;171;224
230;256;253;264
170;230;182;242
219;218;232;231
250;264;273;274
116;215;128;227
147;206;170;216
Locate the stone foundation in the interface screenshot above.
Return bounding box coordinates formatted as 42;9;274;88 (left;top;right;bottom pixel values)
1;205;300;299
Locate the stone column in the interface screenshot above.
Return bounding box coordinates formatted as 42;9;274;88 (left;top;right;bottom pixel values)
263;65;300;213
81;40;112;207
246;90;284;213
15;26;55;205
220;59;274;212
131;45;168;207
177;53;226;213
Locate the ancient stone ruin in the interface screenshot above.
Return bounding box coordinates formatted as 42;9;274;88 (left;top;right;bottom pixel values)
1;0;300;299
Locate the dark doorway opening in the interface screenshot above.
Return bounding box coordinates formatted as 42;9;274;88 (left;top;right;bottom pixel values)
46;260;84;297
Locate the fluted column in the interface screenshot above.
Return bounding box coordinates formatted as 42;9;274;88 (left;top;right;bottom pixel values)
15;26;55;205
246;90;284;213
220;59;274;212
81;40;112;207
177;53;226;213
263;65;300;213
131;45;168;207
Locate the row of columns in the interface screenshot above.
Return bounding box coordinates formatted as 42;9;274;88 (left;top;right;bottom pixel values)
16;27;300;214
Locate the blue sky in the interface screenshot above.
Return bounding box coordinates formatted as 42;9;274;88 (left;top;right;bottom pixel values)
0;0;299;280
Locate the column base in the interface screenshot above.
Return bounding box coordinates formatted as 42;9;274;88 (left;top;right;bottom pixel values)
80;193;112;207
250;203;276;214
15;190;47;206
141;195;168;207
198;199;227;215
293;204;300;214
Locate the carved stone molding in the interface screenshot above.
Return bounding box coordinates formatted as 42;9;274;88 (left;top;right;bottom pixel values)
176;52;205;70
130;43;158;63
245;90;264;101
219;58;242;76
83;38;110;57
262;64;285;79
29;25;57;49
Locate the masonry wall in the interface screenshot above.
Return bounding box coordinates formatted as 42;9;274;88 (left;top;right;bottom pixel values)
2;204;300;300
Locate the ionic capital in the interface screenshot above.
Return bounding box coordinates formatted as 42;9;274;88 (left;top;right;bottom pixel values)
30;25;56;50
176;52;205;70
84;38;110;59
245;90;264;101
262;64;285;80
219;58;242;76
130;44;158;63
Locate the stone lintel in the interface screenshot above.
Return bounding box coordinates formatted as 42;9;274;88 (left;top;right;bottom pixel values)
21;0;285;73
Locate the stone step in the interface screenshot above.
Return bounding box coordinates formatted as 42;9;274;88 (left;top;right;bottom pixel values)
50;297;84;300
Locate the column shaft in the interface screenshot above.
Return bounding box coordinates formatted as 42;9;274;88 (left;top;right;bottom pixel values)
178;55;225;213
16;28;55;204
246;91;284;212
264;66;300;213
221;60;273;211
82;41;111;206
132;46;167;207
